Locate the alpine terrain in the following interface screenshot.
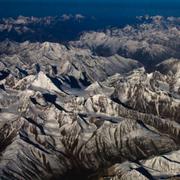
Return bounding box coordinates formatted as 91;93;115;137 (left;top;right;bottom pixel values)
0;15;180;180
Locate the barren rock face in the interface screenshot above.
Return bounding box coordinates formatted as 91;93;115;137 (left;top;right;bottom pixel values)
0;17;180;180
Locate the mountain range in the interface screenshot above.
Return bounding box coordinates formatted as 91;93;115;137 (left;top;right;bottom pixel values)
0;15;180;180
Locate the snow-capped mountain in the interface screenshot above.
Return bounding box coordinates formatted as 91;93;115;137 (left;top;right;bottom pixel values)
72;16;180;70
0;16;180;180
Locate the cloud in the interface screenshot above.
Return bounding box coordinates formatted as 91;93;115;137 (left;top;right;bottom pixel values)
60;14;85;21
75;14;85;21
61;14;73;21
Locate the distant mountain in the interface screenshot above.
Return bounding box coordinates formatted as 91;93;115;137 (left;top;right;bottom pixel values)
0;15;90;42
72;16;180;70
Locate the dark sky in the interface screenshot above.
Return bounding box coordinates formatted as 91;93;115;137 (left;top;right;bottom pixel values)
1;0;179;2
